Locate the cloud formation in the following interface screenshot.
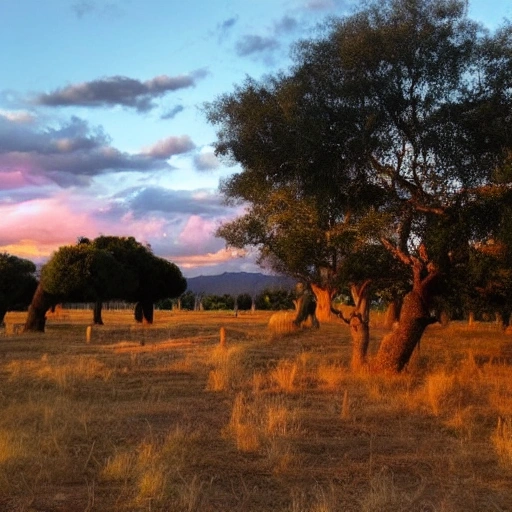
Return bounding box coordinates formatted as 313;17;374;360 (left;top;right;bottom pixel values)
34;70;209;112
72;1;123;19
235;35;280;56
142;136;195;159
161;105;185;120
109;186;226;217
193;151;220;171
0;115;187;187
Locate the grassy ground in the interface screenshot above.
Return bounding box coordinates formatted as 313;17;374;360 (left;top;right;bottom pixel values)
0;309;511;511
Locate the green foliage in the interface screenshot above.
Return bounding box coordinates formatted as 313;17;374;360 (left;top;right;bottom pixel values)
0;253;37;320
179;291;196;311
207;0;512;314
41;244;122;302
236;293;253;311
254;289;295;311
202;294;235;311
41;236;186;306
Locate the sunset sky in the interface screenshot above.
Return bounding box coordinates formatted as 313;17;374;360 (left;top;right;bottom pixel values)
1;0;510;277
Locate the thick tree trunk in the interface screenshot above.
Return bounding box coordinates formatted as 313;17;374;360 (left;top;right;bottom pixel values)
141;300;154;324
374;271;439;373
330;281;371;371
384;299;401;329
134;302;143;323
24;283;53;332
349;313;370;370
346;282;371;370
310;284;334;322
93;301;104;325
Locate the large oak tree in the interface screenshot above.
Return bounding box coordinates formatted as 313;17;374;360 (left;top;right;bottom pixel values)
207;0;512;372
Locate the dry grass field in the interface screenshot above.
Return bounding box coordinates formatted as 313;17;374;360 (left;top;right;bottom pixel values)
1;308;512;511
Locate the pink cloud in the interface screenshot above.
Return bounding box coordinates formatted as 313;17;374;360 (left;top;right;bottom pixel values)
0;197;98;251
171;248;247;270
141;135;195;158
177;215;217;249
0;171;32;189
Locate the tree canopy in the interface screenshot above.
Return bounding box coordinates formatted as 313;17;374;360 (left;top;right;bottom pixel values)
24;236;187;331
0;253;37;324
207;0;512;371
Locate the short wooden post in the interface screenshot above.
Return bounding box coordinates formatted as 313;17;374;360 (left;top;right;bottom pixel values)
86;325;92;344
220;327;226;347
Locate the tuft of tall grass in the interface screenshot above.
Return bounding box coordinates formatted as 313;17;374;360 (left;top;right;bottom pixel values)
0;429;26;464
268;311;298;336
271;360;298;392
492;416;512;467
317;363;345;390
226;393;260;452
288;484;338;512
225;392;300;455
101;425;205;508
207;345;243;392
6;354;113;389
359;468;406;512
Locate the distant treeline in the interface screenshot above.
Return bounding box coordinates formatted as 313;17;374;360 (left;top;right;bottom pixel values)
59;289;295;312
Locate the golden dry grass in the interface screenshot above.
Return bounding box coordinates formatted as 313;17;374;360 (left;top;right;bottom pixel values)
0;309;511;510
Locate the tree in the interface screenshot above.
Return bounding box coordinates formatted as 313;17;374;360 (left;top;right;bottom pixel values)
202;294;235;311
25;243;125;331
254;289;295;310
208;0;512;372
179;291;196;310
0;254;37;325
236;293;254;311
90;236;186;324
24;236;186;331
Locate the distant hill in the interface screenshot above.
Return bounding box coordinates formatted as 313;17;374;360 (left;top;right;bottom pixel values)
185;272;296;297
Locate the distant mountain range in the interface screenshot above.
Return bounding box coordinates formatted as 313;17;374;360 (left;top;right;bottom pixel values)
185;272;296;296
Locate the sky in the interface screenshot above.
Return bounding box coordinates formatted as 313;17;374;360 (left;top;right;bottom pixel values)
1;0;510;278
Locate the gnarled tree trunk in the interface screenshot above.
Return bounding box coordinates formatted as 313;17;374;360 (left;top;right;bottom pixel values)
332;281;371;371
348;282;371;370
311;284;335;322
24;283;54;332
374;267;439;373
293;286;320;328
93;301;104;325
384;299;402;329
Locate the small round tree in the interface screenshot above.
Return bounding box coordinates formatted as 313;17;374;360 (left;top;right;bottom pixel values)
0;253;37;325
23;236;186;332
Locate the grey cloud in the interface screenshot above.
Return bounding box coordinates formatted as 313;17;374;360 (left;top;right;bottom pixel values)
275;15;299;34
0;115;106;154
219;16;238;31
216;16;238;43
71;0;95;18
161;105;185;120
34;70;209;112
142;136;195;159
235;35;280;57
71;0;123;19
0;115;174;188
125;187;226;216
193;152;220;171
304;0;353;11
